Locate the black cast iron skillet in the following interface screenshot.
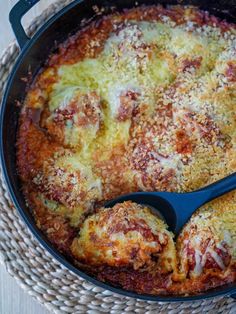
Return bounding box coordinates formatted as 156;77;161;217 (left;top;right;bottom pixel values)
1;0;236;301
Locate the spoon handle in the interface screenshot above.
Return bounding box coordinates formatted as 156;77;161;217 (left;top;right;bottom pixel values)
172;172;236;234
196;172;236;202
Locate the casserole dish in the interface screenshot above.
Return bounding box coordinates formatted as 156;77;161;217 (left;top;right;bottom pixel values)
1;0;236;301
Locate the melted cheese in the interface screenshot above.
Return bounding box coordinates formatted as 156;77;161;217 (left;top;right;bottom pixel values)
20;7;236;291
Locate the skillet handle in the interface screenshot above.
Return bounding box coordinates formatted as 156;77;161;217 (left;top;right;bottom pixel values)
9;0;40;50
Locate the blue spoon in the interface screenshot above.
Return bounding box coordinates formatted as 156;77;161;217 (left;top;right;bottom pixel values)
105;172;236;234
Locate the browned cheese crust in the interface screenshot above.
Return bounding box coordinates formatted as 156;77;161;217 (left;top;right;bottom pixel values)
17;5;236;295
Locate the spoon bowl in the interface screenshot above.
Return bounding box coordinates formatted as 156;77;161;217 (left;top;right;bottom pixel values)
105;173;236;234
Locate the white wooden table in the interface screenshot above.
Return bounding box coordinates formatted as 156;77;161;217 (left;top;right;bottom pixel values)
0;2;56;313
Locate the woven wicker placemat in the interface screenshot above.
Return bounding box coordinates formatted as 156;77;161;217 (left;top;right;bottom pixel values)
0;1;236;313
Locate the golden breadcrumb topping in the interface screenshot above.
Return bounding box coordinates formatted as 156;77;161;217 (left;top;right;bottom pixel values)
17;5;236;295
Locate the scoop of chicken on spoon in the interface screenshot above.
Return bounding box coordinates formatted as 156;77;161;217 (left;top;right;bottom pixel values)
105;173;236;234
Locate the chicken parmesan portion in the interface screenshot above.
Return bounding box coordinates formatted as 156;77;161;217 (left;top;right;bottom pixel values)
177;194;236;279
32;150;102;210
71;201;177;272
41;91;103;148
